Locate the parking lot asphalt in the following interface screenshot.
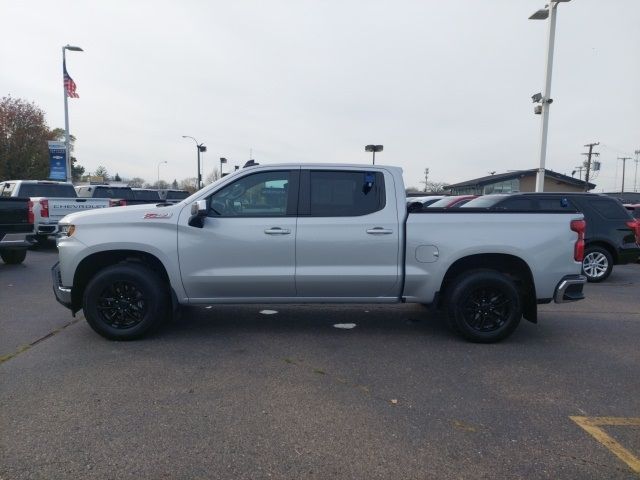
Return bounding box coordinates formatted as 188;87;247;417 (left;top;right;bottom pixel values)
1;244;639;479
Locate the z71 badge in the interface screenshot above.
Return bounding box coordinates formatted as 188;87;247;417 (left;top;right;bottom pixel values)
143;212;173;219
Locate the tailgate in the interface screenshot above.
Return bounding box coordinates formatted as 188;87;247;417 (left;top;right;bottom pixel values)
48;198;111;221
0;198;31;232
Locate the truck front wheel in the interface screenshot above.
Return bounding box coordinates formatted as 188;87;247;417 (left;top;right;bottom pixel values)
446;270;522;343
83;263;169;340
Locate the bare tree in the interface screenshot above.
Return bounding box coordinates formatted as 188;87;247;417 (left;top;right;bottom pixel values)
179;177;198;193
128;177;145;188
205;168;221;185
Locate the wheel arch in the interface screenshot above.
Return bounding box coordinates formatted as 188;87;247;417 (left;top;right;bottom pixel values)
71;249;174;313
584;240;617;263
438;253;537;323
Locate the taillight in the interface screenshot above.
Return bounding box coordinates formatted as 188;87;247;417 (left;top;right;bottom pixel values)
109;199;117;207
27;200;34;224
570;219;586;262
119;200;127;206
39;199;49;218
627;219;640;244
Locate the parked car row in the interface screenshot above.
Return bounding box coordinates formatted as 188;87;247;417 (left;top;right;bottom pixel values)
0;180;190;241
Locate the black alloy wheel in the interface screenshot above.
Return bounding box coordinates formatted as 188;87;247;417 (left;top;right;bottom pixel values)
460;287;512;333
83;263;169;340
446;269;522;343
96;281;148;329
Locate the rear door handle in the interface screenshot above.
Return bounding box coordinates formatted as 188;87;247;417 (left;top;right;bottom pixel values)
264;227;291;235
366;227;393;235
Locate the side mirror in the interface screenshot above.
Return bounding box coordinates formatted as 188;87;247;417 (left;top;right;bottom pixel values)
188;200;208;228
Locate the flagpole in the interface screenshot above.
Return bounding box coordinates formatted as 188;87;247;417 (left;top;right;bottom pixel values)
62;46;72;183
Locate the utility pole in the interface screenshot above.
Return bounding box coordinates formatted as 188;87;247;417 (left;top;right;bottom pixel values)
420;168;430;192
581;142;599;192
618;157;631;192
572;165;585;180
633;150;639;192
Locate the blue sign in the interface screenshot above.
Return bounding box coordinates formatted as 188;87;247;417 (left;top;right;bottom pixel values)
47;141;67;181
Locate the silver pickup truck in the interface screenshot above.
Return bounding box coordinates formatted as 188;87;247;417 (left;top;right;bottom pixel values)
53;164;586;343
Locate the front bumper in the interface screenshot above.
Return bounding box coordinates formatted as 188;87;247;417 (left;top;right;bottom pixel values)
51;262;73;310
554;274;587;303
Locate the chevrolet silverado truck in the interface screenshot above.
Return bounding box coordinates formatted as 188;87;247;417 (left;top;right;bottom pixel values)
0;197;33;264
53;164;587;343
1;180;111;240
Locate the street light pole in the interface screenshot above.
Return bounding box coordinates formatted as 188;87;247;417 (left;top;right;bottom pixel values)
219;157;227;179
529;1;570;192
365;145;383;165
62;44;83;183
182;136;206;189
157;160;168;186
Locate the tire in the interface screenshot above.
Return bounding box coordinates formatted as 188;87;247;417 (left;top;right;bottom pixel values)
445;269;522;343
82;263;169;340
582;246;613;283
1;249;27;264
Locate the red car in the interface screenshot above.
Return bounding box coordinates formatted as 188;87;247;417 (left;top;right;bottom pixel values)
427;195;478;209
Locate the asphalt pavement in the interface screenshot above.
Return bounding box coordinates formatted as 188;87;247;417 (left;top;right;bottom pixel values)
1;244;639;479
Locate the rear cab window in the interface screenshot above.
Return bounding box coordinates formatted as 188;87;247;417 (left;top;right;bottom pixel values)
18;183;77;198
299;170;385;216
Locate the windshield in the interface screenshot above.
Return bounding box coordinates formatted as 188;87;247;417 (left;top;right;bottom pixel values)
426;197;455;208
19;183;77;198
460;195;509;208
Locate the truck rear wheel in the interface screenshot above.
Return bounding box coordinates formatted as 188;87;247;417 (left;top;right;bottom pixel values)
1;249;27;264
446;269;522;343
82;263;169;340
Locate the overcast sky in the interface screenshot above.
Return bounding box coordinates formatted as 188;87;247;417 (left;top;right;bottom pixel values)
2;0;639;191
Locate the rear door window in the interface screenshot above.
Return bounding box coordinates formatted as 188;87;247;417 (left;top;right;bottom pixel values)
590;199;631;220
536;197;577;211
304;170;385;216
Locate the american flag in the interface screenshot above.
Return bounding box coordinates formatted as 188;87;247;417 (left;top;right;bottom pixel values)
63;60;79;98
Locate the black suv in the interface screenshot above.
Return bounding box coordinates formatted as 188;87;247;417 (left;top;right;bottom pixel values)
462;193;640;282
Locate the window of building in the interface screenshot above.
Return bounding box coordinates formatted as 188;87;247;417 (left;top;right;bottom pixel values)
483;179;520;195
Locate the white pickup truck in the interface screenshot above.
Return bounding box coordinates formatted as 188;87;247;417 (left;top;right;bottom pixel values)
0;180;112;240
53;164;587;343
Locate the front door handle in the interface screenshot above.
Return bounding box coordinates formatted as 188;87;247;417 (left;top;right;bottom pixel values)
264;227;291;235
366;227;393;235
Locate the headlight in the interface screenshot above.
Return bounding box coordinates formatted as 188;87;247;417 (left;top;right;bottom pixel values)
59;224;76;237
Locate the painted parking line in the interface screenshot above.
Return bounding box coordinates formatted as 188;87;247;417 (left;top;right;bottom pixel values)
570;416;640;475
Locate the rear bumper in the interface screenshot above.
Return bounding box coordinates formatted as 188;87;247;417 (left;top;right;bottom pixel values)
0;232;32;249
554;274;587;303
51;262;73;310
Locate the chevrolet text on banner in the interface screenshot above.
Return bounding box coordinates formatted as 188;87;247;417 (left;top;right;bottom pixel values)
48;141;67;180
